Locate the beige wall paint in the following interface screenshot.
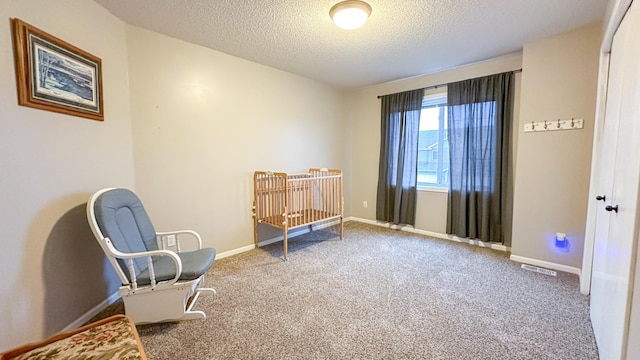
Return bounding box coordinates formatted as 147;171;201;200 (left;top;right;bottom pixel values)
125;26;348;254
346;54;522;238
511;24;601;268
0;0;134;352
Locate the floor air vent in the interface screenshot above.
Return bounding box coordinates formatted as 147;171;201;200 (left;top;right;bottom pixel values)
521;264;557;276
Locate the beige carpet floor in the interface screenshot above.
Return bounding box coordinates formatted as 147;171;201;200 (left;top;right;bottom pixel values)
92;222;598;359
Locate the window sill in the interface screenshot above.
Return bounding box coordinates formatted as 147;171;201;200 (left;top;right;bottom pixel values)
417;186;448;193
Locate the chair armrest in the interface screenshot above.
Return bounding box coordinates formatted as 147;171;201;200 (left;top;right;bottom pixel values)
103;237;182;288
156;230;203;251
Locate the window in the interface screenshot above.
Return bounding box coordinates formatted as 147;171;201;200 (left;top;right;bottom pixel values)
417;92;449;188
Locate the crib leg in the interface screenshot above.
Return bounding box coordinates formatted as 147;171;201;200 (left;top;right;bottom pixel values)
253;201;258;248
283;228;288;261
339;216;344;240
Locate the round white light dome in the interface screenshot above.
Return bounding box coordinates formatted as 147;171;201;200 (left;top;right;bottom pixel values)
330;1;372;30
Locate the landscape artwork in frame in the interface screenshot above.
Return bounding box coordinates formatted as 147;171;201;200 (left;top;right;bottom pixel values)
12;18;103;121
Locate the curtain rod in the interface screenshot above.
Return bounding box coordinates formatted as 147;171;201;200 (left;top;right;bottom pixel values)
376;68;522;99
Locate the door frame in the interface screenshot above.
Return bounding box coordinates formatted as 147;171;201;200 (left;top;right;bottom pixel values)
581;0;633;295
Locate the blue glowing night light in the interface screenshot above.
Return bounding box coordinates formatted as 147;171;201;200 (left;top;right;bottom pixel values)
555;233;568;248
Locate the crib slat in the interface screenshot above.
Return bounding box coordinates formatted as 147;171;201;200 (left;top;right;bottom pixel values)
330;175;334;216
332;175;336;215
269;174;272;220
336;175;340;215
292;179;297;227
323;176;327;215
328;175;332;215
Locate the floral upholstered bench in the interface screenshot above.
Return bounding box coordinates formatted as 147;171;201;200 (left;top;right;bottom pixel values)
0;315;147;359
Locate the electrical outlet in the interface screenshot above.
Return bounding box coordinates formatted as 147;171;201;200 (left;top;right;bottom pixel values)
363;201;368;208
166;234;176;247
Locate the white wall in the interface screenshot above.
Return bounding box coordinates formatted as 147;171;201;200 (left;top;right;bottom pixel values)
125;26;349;254
511;24;601;269
0;0;134;352
346;54;523;241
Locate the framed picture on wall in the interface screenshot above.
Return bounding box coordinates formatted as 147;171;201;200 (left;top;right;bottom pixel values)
12;18;104;121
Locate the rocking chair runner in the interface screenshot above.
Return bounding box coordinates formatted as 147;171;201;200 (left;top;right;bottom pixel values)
87;188;216;324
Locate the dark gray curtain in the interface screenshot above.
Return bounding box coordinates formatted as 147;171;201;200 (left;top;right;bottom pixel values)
376;89;423;225
446;72;514;243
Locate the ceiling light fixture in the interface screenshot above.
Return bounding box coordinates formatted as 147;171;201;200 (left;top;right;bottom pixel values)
329;0;372;30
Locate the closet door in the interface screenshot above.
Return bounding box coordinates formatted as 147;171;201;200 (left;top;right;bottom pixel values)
615;3;640;356
590;2;640;359
589;12;625;359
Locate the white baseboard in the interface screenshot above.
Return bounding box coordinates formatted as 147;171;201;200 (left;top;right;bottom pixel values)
509;255;581;276
63;291;121;331
348;217;510;252
216;244;256;259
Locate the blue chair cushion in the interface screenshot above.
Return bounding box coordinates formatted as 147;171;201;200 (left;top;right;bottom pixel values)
136;247;217;286
94;189;158;278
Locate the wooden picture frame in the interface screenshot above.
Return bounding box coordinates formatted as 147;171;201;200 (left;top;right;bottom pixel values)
12;18;104;121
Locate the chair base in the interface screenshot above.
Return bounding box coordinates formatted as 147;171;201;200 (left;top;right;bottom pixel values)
120;276;216;324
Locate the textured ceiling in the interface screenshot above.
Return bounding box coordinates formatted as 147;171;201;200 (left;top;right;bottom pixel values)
94;0;607;89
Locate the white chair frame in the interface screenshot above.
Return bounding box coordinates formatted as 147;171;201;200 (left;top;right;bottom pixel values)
87;188;216;324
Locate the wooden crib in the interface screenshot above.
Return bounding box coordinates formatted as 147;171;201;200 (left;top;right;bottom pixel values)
252;168;343;260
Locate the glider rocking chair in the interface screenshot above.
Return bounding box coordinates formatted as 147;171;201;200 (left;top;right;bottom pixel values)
87;188;216;324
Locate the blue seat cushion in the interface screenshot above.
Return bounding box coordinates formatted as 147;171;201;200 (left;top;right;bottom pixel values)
94;189;159;277
136;247;216;286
